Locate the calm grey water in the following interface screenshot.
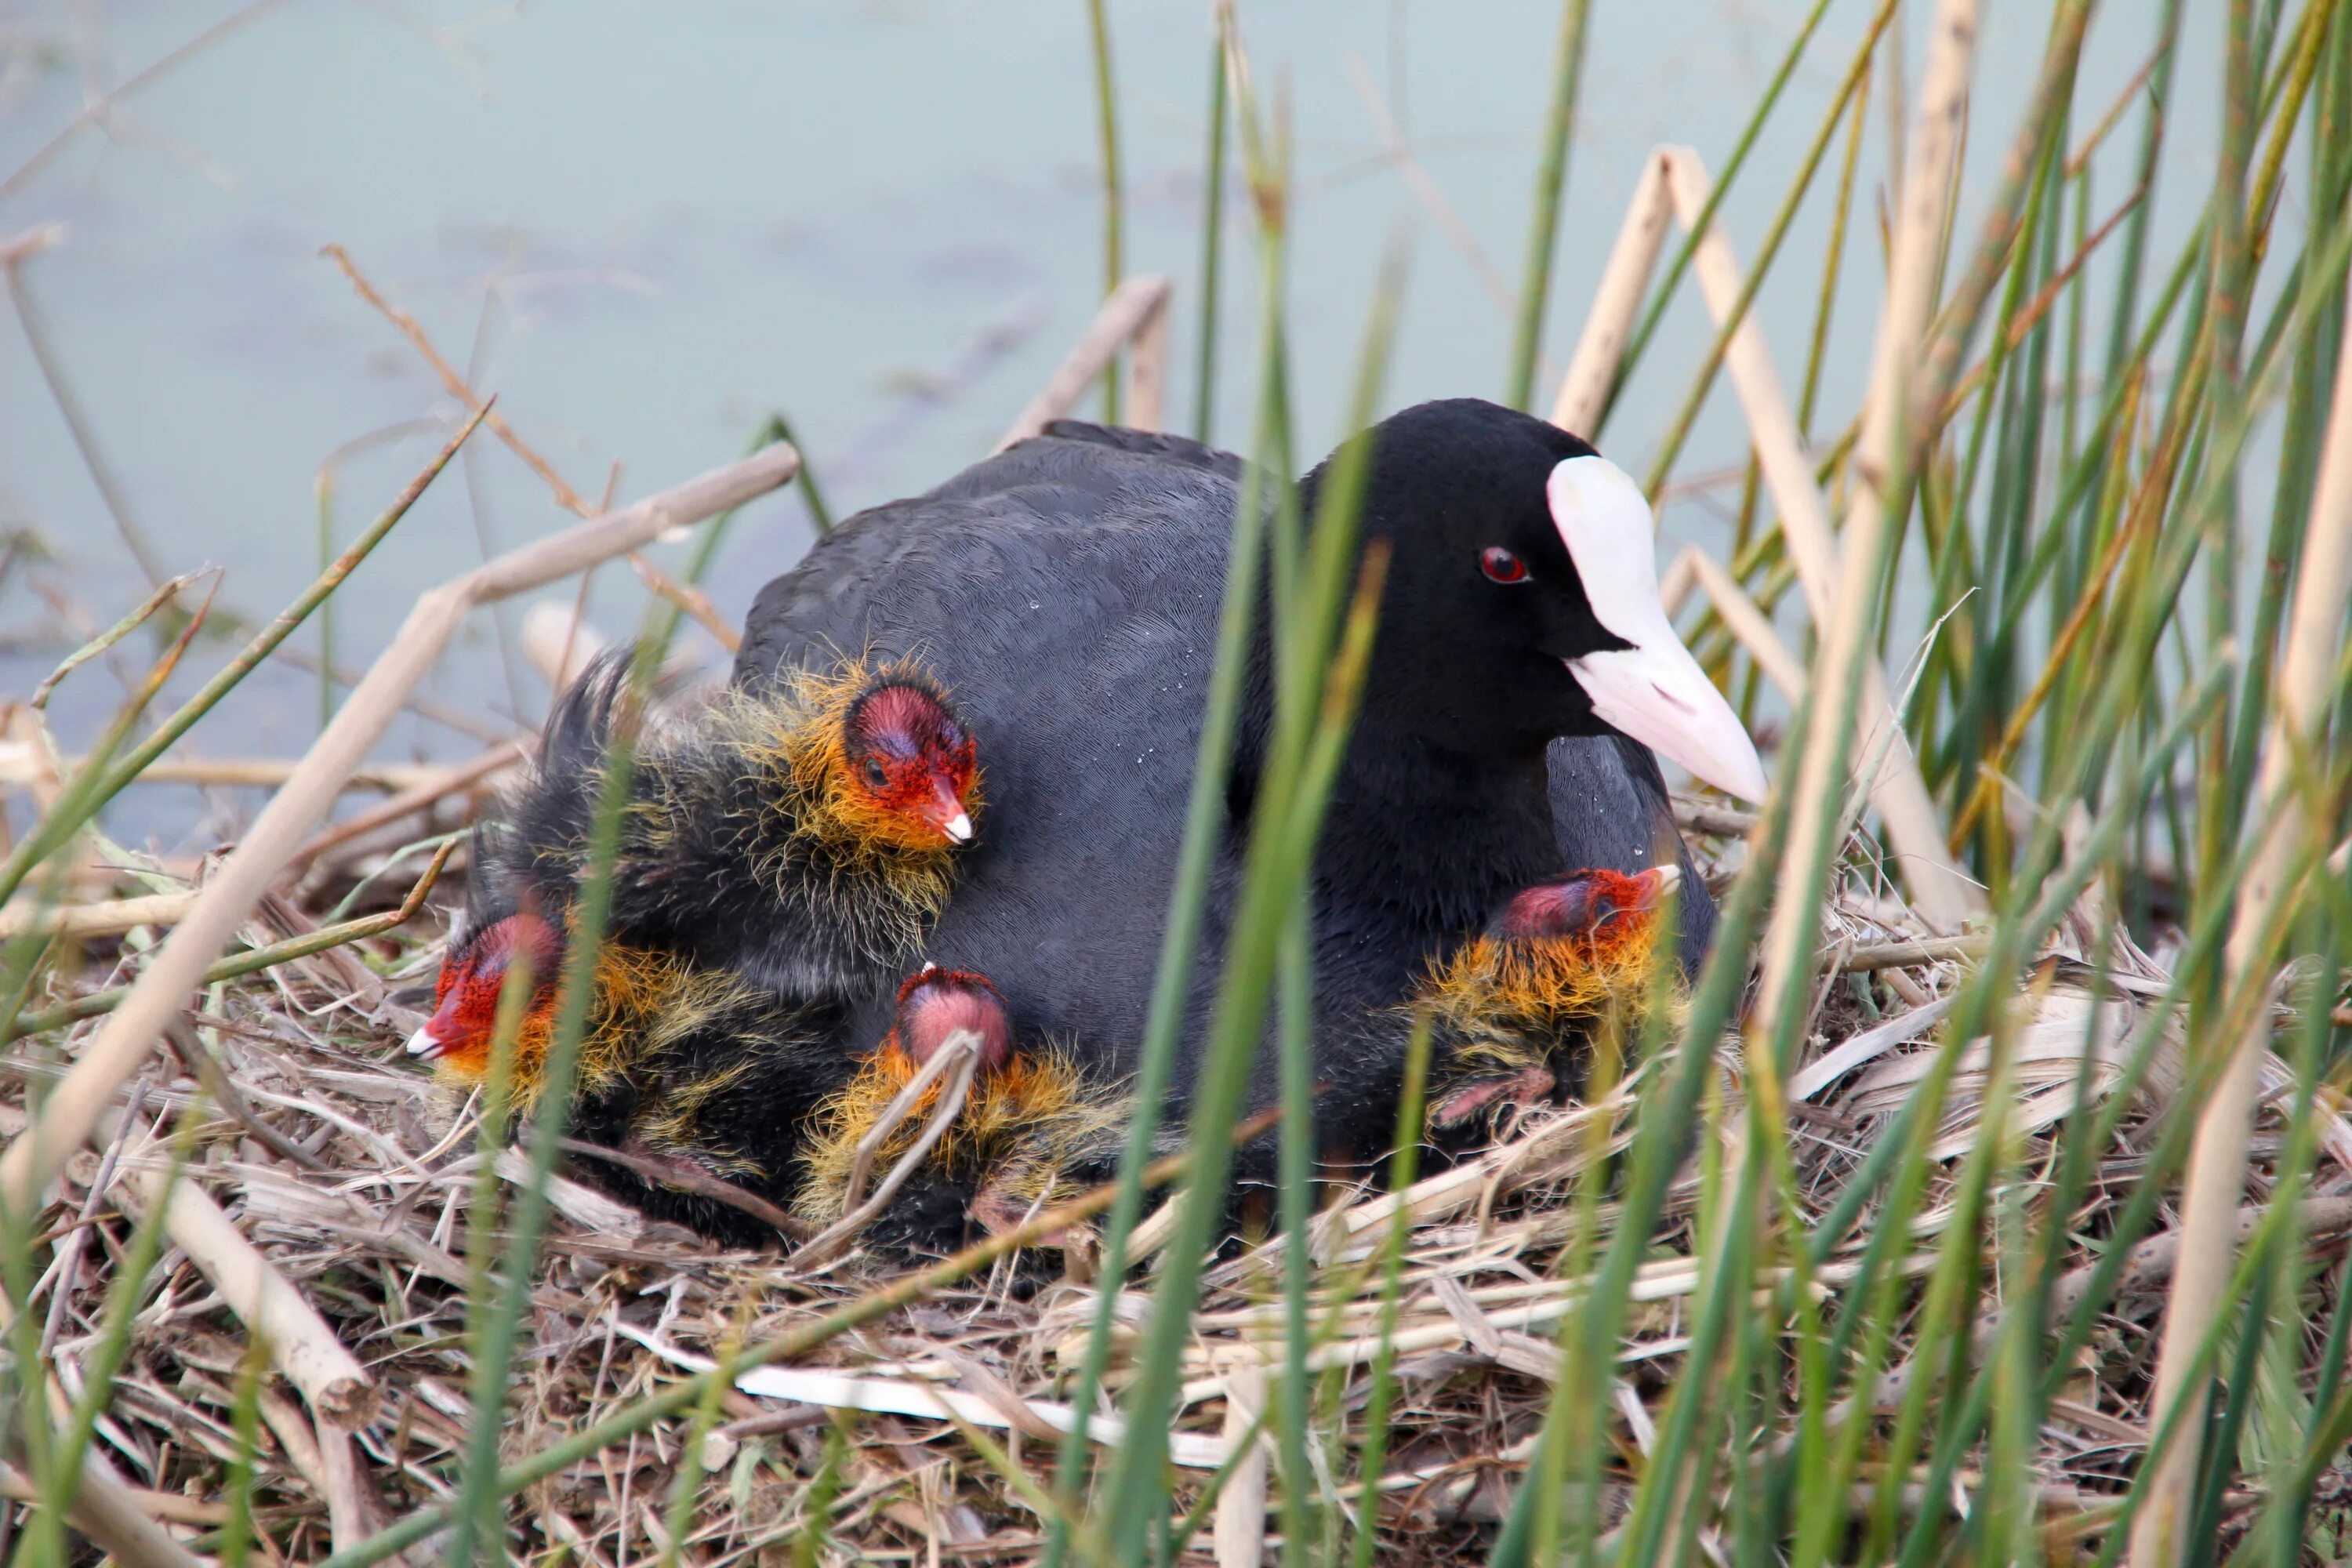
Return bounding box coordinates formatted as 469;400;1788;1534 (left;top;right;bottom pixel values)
0;1;2209;852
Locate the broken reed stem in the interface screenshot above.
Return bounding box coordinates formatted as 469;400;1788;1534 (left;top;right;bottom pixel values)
996;276;1173;451
1552;148;1672;436
0;442;797;1223
111;1127;376;1427
2132;257;2352;1568
1744;0;1976;1073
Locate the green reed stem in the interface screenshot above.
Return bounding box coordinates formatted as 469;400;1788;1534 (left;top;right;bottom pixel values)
1504;0;1590;412
1085;0;1124;424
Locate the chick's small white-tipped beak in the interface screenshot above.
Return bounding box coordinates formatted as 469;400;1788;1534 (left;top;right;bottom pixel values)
1649;862;1682;897
942;811;974;844
1548;457;1769;803
405;1024;445;1060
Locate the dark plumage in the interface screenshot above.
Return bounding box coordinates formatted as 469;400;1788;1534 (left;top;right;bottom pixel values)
731;401;1759;1182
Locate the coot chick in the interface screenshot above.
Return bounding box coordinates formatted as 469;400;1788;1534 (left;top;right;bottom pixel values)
1420;864;1682;1132
733;402;1762;1175
796;967;1128;1255
405;903;836;1243
482;646;982;1006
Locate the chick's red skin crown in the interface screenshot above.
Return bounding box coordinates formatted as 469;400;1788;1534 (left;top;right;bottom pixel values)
1498;866;1673;945
891;967;1012;1073
844;681;979;845
408;912;561;1074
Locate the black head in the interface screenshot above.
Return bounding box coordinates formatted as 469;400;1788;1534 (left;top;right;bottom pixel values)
1303;399;1765;799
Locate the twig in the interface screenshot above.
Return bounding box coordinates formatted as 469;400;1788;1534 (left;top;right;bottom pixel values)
628;556;739;653
554;1139;811;1242
289;740;525;872
0;0;289;202
321;245;597;518
996;277;1173;451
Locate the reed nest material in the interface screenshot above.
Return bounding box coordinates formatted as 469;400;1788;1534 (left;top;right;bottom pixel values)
6;804;2347;1565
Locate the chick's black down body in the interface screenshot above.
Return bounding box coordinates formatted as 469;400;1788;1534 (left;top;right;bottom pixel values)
734;403;1718;1196
484;650;944;1007
467;666;864;1243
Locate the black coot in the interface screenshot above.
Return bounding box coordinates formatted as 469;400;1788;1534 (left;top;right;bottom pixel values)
733;401;1762;1170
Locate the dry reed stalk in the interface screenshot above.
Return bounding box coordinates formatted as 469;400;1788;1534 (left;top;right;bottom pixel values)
995;276;1174;450
1551;147;1673;436
1744;0;1978;1069
1675;545;1808;698
1214;1363;1269;1568
1659;145;1979;928
0;893;194;942
1124;292;1171;434
0;1457;208;1568
289;739;525;871
2130;273;2352;1568
0;441;798;1224
112;1150;375;1425
0;756;455;792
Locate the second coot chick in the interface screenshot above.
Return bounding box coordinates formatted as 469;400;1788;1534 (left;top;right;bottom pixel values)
484;645;982;1005
406;899;839;1243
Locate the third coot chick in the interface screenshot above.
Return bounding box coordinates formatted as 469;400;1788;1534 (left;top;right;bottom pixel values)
797;967;1128;1255
1419;865;1684;1133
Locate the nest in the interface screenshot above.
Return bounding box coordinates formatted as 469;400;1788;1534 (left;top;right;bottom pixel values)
11;800;2349;1567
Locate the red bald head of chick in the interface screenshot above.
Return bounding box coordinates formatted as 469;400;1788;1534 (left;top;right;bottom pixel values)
1494;865;1679;953
406;911;564;1083
888;965;1013;1074
837;679;981;851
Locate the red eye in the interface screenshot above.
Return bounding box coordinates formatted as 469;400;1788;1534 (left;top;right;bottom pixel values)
1480;547;1528;584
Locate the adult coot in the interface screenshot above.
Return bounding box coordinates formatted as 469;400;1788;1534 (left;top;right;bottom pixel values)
733;400;1762;1171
